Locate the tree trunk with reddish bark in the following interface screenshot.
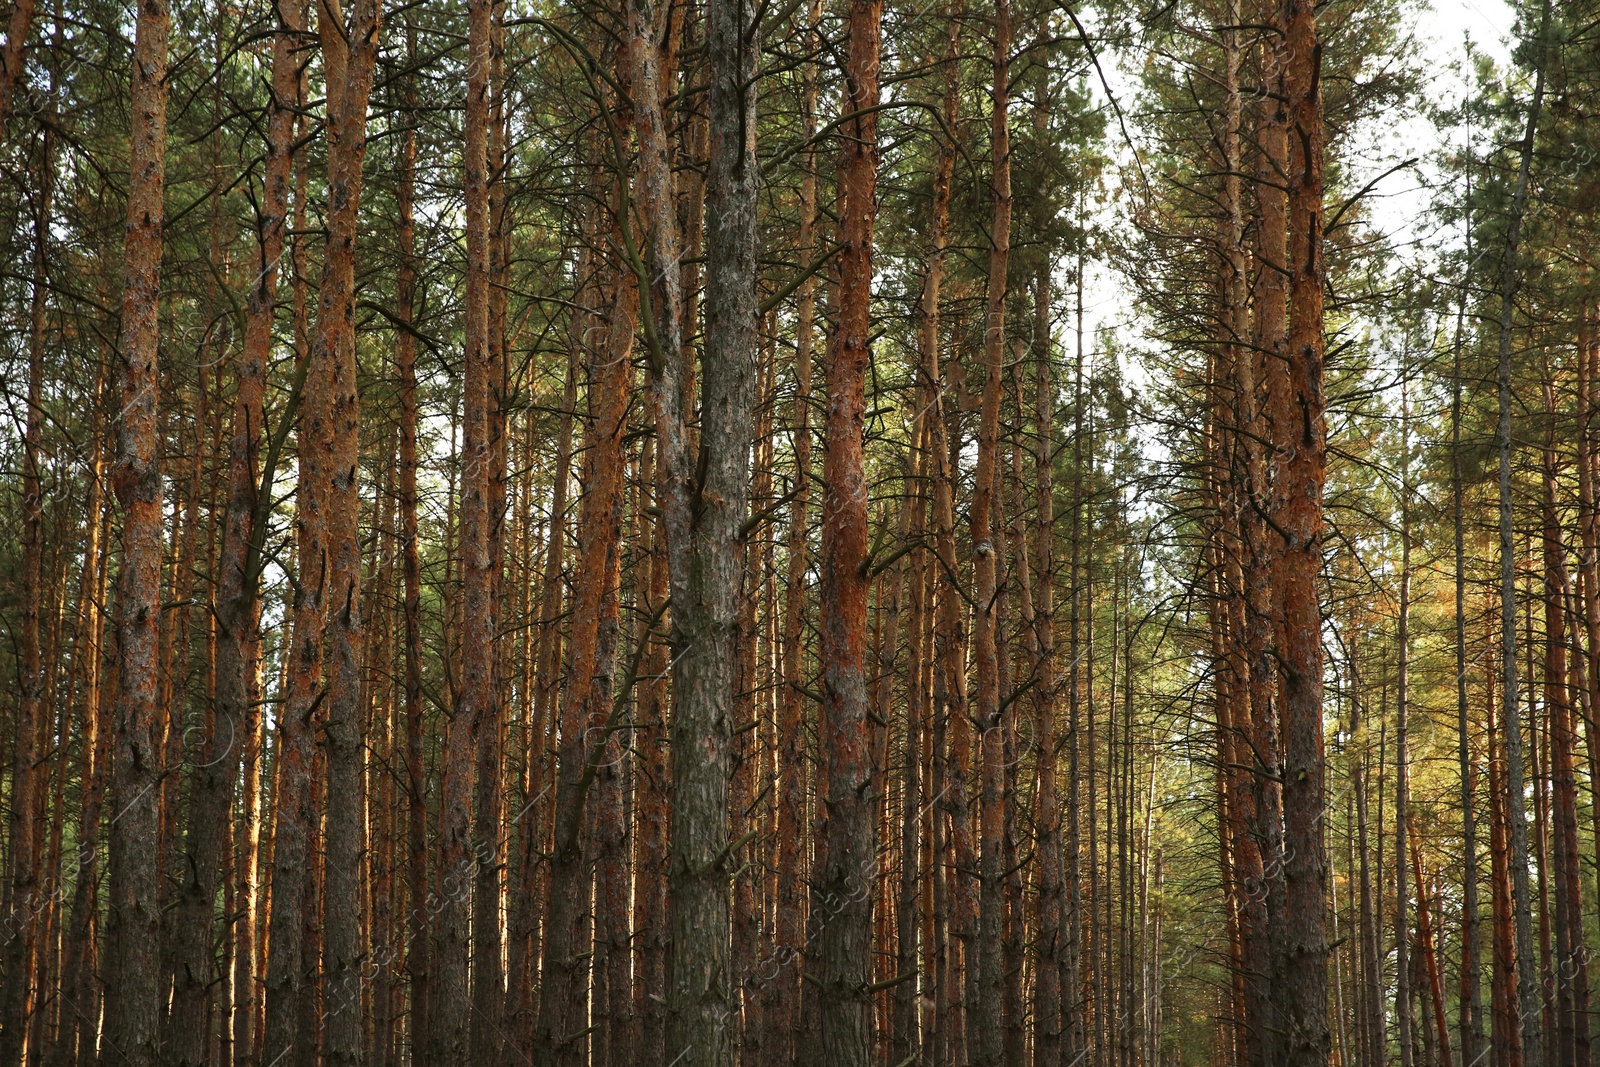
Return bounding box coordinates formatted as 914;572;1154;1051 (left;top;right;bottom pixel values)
0;0;34;144
165;5;298;1059
314;3;381;1060
103;0;169;1061
1542;423;1589;1067
813;0;879;1059
1;94;49;1067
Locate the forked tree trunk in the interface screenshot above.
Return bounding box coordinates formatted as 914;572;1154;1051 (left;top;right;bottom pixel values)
656;0;760;1055
166;4;299;1059
538;238;637;1067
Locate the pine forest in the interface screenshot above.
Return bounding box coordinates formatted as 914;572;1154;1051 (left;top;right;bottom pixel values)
0;0;1594;1064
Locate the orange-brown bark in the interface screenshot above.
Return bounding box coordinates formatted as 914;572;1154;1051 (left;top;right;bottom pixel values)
814;0;881;1059
104;0;169;1061
1271;0;1330;1059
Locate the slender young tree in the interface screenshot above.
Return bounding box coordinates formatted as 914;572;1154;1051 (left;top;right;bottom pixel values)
1451;158;1483;1067
970;0;1011;1059
1493;3;1553;1062
773;3;820;1057
1396;389;1414;1067
432;0;494;1058
395;14;429;1059
0;64;48;1064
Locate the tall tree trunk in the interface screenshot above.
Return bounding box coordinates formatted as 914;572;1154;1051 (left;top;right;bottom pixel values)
626;3;698;1063
537;232;637;1067
895;418;930;1067
268;100;315;1061
932;19;975;1065
315;2;381;1060
262;0;376;1056
627;0;758;1064
1396;391;1414;1067
1348;630;1384;1067
1410;838;1453;1067
1493;2;1551;1061
1214;11;1259;1058
54;359;111;1067
917;9;963;1059
634;436;671;1067
395;15;429;1060
367;448;399;1067
1;90;51;1067
1067;242;1091;1067
434;0;494;1058
1452;170;1484;1067
1030;264;1065;1067
998;388;1026;1067
475;1;510;1054
1273;0;1329;1061
735;354;775;1065
1542;415;1589;1067
1488;660;1523;1067
813;0;879;1057
167;3;298;1059
771;2;819;1056
515;338;575;1059
1247;0;1290;1051
1025;69;1065;1067
1530;624;1555;1066
1578;314;1600;957
104;0;170;1059
971;0;1011;1058
587;443;629;1067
